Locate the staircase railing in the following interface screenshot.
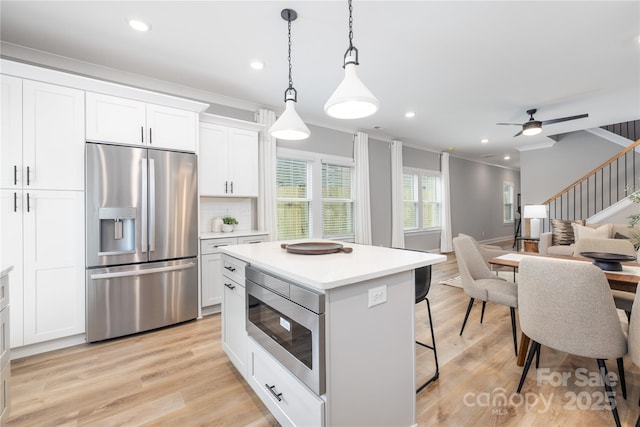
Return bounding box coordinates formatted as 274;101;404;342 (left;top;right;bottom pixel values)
541;137;640;231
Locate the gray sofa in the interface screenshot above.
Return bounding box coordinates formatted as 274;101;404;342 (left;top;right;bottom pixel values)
538;222;638;256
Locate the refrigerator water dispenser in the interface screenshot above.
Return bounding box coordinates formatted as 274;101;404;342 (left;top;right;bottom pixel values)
98;207;136;255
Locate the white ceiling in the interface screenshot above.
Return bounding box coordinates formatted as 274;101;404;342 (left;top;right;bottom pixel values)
1;1;639;169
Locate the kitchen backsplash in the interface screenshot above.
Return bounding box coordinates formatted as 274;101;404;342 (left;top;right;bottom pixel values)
199;197;256;232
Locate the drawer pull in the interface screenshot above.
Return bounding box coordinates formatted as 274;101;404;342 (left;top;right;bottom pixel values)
224;283;235;290
224;266;236;272
266;384;283;402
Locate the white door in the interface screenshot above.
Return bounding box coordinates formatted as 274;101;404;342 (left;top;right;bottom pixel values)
228;128;259;197
22;190;85;345
23;80;85;191
0;189;24;348
86;92;146;145
146;104;196;152
199;123;230;196
0;75;23;189
201;253;223;307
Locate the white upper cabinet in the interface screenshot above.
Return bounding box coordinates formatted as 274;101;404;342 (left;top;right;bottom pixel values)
199;122;259;197
1;77;84;191
86;92;197;152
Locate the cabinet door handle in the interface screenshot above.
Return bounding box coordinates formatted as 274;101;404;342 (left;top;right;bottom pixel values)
13;165;17;185
26;193;30;212
26;166;30;186
225;181;228;194
149;128;152;144
230;181;233;194
224;283;235;290
265;384;283;402
141;126;144;143
13;192;17;212
224;266;236;272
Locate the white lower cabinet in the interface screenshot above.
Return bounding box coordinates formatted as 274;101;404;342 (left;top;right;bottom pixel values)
248;338;325;427
200;235;267;311
221;254;248;378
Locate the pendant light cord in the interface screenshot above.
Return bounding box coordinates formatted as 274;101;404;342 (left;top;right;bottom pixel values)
284;10;297;102
288;16;293;90
344;0;359;66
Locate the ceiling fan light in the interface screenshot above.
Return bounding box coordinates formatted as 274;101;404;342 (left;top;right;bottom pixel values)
269;99;311;140
522;121;542;136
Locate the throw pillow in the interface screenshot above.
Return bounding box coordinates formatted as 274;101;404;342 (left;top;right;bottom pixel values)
550;219;585;246
572;223;611;243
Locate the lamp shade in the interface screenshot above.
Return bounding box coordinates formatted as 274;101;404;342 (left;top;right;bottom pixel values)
522;121;542;136
324;57;379;119
269;99;311;140
523;204;547;219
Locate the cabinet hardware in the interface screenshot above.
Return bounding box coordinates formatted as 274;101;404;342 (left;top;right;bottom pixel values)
141;126;144;143
26;166;30;186
225;181;228;194
13;192;17;212
224;283;235;290
13;165;17;185
230;181;233;194
26;193;30;212
224;266;236;272
265;384;283;401
149;128;152;144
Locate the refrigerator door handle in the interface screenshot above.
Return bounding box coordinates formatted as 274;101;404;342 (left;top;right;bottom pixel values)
149;158;156;252
90;262;196;280
141;158;148;253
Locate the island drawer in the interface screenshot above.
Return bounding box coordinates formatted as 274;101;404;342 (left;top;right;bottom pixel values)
237;234;268;245
222;255;246;285
248;338;325;427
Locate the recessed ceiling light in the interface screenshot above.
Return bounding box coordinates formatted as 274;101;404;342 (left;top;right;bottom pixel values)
405;111;416;119
250;60;264;70
504;155;511;160
129;19;150;32
481;139;488;143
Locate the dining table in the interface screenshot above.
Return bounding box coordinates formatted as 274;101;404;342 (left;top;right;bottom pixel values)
489;252;640;366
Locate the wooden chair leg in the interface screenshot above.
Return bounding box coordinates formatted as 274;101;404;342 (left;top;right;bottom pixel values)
597;359;622;427
459;298;474;336
517;341;540;393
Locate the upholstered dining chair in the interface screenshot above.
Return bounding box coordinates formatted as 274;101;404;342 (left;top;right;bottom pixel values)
516;257;627;427
452;235;518;356
575;237;637;319
627;290;640;426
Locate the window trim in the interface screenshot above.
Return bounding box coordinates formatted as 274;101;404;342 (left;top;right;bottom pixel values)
277;148;355;240
402;167;442;233
503;181;515;224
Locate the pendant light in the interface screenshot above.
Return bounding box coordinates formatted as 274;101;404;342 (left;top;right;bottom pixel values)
324;0;379;119
269;9;310;141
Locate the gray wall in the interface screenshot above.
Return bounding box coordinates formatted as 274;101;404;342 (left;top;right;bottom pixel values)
368;139;392;247
449;157;520;245
277;123;354;158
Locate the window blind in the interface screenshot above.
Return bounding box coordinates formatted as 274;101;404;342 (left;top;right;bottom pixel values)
277;158;311;239
322;163;354;238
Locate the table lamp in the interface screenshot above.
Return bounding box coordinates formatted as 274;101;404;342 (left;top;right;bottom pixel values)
523;205;547;238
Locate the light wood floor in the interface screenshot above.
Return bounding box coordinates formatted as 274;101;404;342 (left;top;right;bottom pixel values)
7;251;640;426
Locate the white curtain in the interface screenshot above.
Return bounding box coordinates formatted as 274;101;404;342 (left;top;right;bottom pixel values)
390;140;405;248
256;109;278;241
440;152;453;252
354;132;372;244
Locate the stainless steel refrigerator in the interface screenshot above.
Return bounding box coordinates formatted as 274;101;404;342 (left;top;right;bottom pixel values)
85;142;198;342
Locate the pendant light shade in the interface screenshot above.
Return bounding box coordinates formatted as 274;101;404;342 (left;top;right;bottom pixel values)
324;53;379;119
269;9;310;141
325;0;379;120
270;95;310;140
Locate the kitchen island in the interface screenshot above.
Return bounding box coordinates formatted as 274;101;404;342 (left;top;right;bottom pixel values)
220;240;446;427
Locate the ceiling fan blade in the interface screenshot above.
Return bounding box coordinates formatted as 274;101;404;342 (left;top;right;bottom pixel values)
541;113;588;126
513;130;523;137
496;122;522;126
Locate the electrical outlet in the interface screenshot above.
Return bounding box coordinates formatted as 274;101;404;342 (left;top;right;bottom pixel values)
368;285;387;308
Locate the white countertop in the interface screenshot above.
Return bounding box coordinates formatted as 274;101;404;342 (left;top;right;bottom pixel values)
200;230;268;240
221;240;446;290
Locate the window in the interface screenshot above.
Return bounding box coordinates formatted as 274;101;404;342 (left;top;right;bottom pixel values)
503;182;514;223
276;149;355;240
403;168;441;231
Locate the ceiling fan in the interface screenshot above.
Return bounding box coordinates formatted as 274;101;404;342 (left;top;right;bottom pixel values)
497;108;589;137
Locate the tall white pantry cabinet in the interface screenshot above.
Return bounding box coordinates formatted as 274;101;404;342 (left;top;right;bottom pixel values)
0;75;85;348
